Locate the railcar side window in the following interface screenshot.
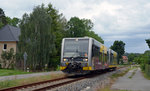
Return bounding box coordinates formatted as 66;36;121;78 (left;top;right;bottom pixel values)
92;45;99;57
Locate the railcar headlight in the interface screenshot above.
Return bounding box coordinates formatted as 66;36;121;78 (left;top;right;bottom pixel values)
83;59;88;62
63;59;68;61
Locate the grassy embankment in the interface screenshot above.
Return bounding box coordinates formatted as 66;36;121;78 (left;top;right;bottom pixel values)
142;71;150;80
0;73;66;89
141;64;150;80
0;69;32;76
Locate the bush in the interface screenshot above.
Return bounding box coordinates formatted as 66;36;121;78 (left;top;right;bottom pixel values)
140;64;145;71
145;64;150;77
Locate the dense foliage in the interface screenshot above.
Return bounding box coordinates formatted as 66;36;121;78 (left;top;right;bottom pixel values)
18;4;56;71
124;53;141;64
46;4;67;68
0;8;7;28
131;51;150;69
110;40;125;64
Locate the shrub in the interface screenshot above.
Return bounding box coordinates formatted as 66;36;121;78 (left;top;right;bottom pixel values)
140;64;145;71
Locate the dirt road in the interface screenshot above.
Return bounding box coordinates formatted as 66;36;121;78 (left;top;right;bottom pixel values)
111;67;150;91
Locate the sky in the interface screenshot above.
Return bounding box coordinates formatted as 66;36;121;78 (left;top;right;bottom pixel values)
0;0;150;53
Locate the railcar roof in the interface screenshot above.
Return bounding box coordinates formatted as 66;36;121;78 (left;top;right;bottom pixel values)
63;37;117;54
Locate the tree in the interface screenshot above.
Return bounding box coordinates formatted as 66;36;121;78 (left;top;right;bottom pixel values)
0;8;7;28
82;18;93;31
0;8;4;17
86;30;104;43
110;40;125;64
6;17;20;27
46;4;67;68
67;17;86;37
127;53;141;64
18;4;55;71
66;17;104;43
137;50;150;71
0;8;20;28
146;39;150;48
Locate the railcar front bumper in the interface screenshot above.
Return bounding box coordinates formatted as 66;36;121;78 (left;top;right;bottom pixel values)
60;62;91;74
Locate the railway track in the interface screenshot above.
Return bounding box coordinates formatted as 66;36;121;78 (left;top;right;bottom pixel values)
0;68;120;91
0;77;69;91
0;75;88;91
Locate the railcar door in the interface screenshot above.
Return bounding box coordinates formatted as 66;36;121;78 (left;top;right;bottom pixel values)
92;45;101;70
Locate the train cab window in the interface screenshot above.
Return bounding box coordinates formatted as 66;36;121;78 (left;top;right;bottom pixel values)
63;39;89;58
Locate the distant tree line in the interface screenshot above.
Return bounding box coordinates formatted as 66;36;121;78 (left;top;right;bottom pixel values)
0;4;104;71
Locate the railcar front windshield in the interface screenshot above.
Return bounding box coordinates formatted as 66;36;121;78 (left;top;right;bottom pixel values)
63;39;89;58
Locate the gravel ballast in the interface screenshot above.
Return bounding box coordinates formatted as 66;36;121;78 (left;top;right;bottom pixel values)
50;67;127;91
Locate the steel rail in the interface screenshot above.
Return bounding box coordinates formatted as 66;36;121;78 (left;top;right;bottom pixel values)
33;77;85;91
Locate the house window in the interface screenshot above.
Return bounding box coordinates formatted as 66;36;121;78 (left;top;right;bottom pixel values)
3;44;7;49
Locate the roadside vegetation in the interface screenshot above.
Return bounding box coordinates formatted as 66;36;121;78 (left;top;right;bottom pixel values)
0;69;32;76
0;73;66;89
142;71;150;80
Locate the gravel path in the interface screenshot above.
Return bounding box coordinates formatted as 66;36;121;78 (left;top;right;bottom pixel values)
0;71;63;81
50;68;127;91
111;67;150;91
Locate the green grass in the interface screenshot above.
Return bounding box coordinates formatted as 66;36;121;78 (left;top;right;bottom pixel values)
0;69;32;76
0;73;66;89
142;71;150;80
0;80;18;89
